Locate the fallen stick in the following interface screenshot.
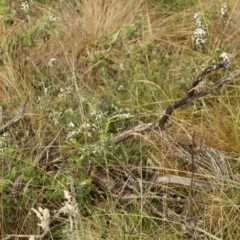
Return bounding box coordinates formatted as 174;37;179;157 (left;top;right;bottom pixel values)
99;62;240;145
0;96;29;134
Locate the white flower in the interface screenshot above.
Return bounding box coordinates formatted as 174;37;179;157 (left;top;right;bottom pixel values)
192;13;207;45
118;85;124;91
48;58;57;67
58;87;72;97
66;129;82;141
21;1;29;11
122;113;130;118
220;52;231;62
52;118;59;125
68;122;75;127
194;13;203;27
2;132;8;137
49;16;59;22
192;28;207;44
220;2;228;18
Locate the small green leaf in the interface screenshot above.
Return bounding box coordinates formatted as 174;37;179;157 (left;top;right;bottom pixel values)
110;29;121;45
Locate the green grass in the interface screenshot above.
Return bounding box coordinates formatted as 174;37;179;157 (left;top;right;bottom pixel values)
0;0;240;239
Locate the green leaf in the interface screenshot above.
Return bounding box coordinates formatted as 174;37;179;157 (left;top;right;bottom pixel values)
110;29;121;45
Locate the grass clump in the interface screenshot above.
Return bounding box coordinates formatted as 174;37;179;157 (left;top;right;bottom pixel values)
0;0;240;239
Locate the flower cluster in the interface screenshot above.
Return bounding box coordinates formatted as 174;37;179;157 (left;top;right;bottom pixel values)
192;13;207;45
21;1;33;12
220;2;228;18
66;122;98;141
219;52;231;62
49;15;59;22
21;1;29;11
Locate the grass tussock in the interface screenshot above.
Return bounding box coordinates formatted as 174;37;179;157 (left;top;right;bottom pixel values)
0;0;240;239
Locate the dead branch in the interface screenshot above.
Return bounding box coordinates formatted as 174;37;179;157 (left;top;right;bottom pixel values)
103;62;240;145
112;193;189;203
113;122;158;143
2;233;46;240
153;175;209;189
0;96;29;135
92;170;211;195
193;68;240;98
158;61;231;128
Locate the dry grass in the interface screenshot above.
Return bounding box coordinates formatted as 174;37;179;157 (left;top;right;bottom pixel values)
0;0;240;239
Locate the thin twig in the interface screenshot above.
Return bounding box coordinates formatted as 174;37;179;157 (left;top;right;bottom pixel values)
190;132;197;206
34;127;63;165
0;96;29;134
193;68;240;98
2;232;46;240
